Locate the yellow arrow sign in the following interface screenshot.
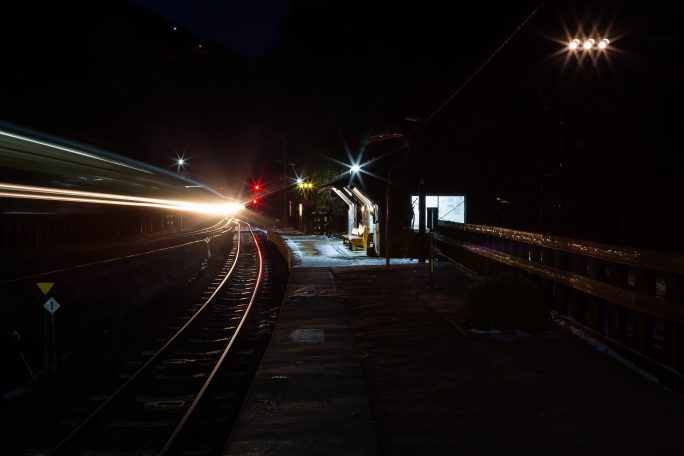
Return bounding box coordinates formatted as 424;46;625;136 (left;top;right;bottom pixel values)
36;282;54;295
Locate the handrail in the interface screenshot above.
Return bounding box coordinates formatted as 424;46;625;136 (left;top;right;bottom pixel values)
434;222;684;376
435;234;684;326
441;221;684;275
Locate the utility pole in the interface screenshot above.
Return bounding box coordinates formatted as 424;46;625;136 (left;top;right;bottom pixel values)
385;170;391;268
418;176;426;263
282;136;288;224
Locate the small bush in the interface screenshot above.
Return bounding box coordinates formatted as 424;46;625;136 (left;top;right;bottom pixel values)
464;274;548;332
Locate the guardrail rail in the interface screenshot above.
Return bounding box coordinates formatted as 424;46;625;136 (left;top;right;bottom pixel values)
435;221;684;382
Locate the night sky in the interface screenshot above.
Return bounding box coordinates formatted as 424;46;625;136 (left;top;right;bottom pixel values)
133;0;291;59
0;0;682;248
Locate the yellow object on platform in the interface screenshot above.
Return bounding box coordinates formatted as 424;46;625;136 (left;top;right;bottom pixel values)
350;226;368;251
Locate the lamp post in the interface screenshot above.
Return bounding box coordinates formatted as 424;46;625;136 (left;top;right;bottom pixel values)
176;157;186;174
175;157;187;231
542;33;611;232
385;169;391;268
351;132;410;268
298;203;303;233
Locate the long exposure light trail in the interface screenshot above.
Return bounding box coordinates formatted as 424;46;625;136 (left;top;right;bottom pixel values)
0;182;244;216
0;129;153;174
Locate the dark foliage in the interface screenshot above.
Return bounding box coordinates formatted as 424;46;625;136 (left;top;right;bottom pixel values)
464;274;548;332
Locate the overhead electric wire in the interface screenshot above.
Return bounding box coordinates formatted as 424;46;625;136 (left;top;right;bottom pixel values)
410;0;546;135
353;1;546;171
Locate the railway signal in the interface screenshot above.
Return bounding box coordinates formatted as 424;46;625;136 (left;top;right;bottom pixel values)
37;282;59;374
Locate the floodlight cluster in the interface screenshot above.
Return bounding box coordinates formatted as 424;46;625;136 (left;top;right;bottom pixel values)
569;38;609;51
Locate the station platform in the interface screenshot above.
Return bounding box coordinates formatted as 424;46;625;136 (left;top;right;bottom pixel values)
224;230;684;455
271;229;416;268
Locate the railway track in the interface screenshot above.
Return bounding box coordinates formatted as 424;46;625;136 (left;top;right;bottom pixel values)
47;220;265;456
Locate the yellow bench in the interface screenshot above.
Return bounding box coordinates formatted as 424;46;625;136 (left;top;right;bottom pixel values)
349;225;368;251
342;225;363;245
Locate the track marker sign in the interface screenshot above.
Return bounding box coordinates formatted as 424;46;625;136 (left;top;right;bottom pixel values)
43;297;61;314
36;282;54;295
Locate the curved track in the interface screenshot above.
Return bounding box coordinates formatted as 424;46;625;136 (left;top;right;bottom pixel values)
48;220;264;455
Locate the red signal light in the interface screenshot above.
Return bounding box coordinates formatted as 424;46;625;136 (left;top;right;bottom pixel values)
252;199;257;204
255;185;260;190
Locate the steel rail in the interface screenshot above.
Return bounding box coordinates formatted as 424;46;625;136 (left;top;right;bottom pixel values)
158;220;264;455
48;219;245;455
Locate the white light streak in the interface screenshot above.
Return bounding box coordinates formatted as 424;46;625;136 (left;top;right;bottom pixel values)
0;182;243;216
0;130;153;174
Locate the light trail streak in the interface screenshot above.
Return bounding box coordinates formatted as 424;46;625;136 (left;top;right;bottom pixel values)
0;182;244;216
0;129;153;174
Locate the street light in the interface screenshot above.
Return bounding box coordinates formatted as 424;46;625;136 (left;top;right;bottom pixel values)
296;178;303;185
174;157;187;231
568;37;609;52
175;157;187;174
350;132;410;267
551;32;611;231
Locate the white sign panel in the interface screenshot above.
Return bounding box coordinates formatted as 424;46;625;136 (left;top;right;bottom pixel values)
43;297;61;314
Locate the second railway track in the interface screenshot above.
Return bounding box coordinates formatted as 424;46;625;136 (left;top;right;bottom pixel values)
48;221;266;456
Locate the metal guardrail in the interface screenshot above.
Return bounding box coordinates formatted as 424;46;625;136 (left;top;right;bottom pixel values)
435;222;684;374
267;229;293;269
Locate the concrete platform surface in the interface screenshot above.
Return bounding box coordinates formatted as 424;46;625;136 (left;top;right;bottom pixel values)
275;229;416;268
225;230;684;455
222;266;379;455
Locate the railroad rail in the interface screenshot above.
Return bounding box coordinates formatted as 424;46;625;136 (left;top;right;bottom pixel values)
435;222;684;386
48;220;264;455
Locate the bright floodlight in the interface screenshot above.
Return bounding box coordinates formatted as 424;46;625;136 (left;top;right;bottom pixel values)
177;158;185;166
598;38;609;49
569;39;580;50
350;164;361;174
296;178;303;185
583;39;594;50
